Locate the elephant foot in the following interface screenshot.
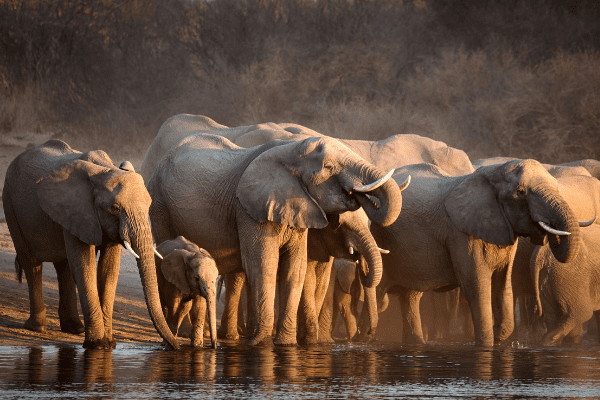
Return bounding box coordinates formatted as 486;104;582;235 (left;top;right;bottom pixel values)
353;333;376;343
217;326;240;341
24;316;47;333
245;333;273;347
83;336;115;349
273;333;297;347
298;333;319;345
318;333;335;344
59;317;85;335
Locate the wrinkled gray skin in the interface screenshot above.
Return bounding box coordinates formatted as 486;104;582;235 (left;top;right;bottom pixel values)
2;140;179;349
319;258;390;341
475;158;600;340
532;224;600;346
155;236;219;348
144;132;403;346
371;160;582;346
142;114;412;344
147;115;471;343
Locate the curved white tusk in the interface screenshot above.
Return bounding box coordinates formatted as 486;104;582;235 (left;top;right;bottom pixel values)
353;169;395;192
154;247;164;260
538;221;571;236
349;246;354;255
579;216;597;227
123;241;140;259
398;174;411;191
379;247;390;254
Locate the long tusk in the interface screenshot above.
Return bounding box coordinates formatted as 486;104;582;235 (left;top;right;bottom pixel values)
123;241;140;259
538;221;571;236
154;247;164;260
379;247;390;254
354;169;395;192
398;174;411;191
579;216;597;227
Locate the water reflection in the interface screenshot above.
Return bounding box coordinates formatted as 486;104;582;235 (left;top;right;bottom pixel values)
1;342;600;398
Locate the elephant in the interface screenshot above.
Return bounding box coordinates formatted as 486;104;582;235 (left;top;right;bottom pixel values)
155;236;219;348
532;223;600;346
370;159;583;346
2;139;179;349
141;114;469;344
475;158;600;341
144;132;404;346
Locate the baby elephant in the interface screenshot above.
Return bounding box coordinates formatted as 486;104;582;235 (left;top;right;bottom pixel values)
532;224;600;346
155;236;219;348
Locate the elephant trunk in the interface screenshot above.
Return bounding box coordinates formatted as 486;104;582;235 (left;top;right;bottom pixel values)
353;227;383;288
530;189;581;264
348;166;404;227
129;224;180;350
207;287;218;349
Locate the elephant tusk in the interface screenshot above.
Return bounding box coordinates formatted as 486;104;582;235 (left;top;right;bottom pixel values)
579;215;597;227
154;247;164;260
353;169;395;192
398;174;411;191
379;247;390;254
538;221;571;236
123;241;140;259
349;246;354;255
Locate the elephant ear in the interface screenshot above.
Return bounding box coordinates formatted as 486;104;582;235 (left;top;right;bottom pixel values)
444;171;515;246
160;249;195;295
36;160;107;246
236;145;328;229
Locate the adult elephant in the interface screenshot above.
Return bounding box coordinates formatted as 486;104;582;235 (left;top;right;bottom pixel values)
474;158;600;341
532;223;600;346
2;140;179;349
145;133;403;346
371;159;583;346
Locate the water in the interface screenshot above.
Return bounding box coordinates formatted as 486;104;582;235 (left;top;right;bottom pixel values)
1;341;599;399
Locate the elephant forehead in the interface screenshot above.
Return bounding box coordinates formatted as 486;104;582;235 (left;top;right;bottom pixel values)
109;173;152;206
506;159;557;188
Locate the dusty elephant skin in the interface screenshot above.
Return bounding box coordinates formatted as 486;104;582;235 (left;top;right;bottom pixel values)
532;224;600;346
145;132;403;346
371;159;582;347
2;139;179;350
155;235;219;348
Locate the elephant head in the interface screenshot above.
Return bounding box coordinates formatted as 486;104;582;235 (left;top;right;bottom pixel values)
237;136;410;287
445;159;582;263
35;159;180;349
156;236;219;348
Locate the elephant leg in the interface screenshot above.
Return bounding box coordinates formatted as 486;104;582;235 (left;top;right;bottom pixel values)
492;270;515;344
189;296;207;348
218;272;245;341
398;288;425;344
97;243;121;348
21;256;47;333
337;284;357;340
318;267;336;343
542;317;579;346
297;259;320;344
63;232;108;348
53;259;84;334
273;231;309;346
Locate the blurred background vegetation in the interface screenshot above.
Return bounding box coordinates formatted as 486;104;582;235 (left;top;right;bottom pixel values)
1;0;599;163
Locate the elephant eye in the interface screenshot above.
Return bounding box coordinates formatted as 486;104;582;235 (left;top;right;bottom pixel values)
110;204;121;214
324;161;335;172
516;187;526;197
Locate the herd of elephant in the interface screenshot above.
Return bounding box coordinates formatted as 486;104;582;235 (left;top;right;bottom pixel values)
3;113;600;350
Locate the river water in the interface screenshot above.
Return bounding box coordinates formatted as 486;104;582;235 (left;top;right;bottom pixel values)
1;341;599;399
